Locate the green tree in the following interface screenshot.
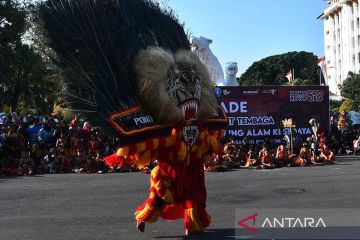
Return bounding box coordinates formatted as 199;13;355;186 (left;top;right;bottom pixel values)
291;78;311;86
0;0;60;114
330;99;342;113
239;51;321;86
339;72;360;104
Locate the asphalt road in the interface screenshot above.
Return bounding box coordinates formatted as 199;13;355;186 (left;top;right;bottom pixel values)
1;156;360;240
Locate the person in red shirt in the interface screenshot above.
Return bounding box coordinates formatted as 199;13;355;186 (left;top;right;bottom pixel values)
259;145;274;169
274;141;295;167
319;143;335;164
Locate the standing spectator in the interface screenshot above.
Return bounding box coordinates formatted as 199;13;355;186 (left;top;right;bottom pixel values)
38;122;54;150
346;115;354;135
27;118;41;147
330;115;339;138
81;122;91;146
353;136;360;155
69;129;82;157
88;134;101;158
338;111;348;132
53;120;69;140
293;133;302;155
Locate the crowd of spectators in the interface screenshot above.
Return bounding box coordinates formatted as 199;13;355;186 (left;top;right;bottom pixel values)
0;112;116;176
205;112;360;172
1;111;359;176
329;111;360;155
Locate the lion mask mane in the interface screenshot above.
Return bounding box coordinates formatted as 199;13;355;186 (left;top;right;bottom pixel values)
134;47;217;125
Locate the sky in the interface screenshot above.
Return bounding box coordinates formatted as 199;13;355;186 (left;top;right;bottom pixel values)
162;0;330;77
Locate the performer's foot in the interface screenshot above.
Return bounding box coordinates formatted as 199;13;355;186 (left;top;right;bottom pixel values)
136;221;145;232
185;229;204;236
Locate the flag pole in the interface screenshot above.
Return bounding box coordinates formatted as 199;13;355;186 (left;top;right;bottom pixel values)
292;68;295;81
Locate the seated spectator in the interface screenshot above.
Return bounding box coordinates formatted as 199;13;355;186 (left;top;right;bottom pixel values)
274;141;295;167
258;145;274;169
94;153;107;174
245;146;258;167
73;149;86;173
328;135;341;154
221;141;241;168
204;154;229;172
319;144;335;164
42;148;62;174
295;143;314;167
19;150;35;175
354;136;360;155
338;132;353;154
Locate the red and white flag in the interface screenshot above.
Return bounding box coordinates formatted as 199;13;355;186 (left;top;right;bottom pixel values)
285;70;293;83
317;57;328;85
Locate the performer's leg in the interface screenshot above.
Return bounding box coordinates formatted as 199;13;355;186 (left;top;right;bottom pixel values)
134;166;174;231
183;198;211;234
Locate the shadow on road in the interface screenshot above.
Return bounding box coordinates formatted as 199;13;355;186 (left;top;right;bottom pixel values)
154;228;235;239
0;174;43;183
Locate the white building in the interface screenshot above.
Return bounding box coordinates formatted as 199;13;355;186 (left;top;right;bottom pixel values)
319;0;360;96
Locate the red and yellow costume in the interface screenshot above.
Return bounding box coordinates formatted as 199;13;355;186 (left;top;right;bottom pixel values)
111;122;224;232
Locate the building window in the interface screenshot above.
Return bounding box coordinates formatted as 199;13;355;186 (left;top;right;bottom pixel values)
326;30;330;35
352;37;355;48
357;18;359;28
327;60;331;64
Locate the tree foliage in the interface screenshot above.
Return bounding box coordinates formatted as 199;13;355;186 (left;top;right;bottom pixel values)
330;99;342;113
0;0;60;114
340;72;360;104
239;51;321;86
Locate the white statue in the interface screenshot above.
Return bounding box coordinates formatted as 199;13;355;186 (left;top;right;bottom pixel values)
190;36;225;86
224;62;239;86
